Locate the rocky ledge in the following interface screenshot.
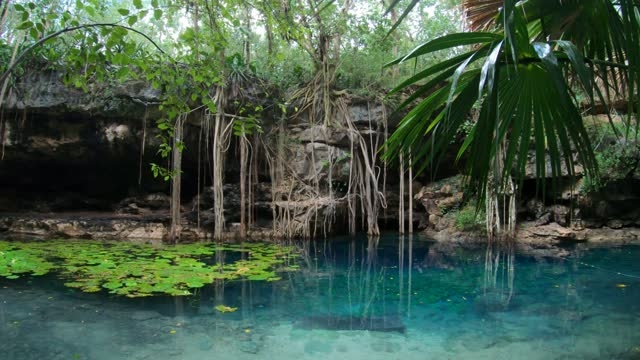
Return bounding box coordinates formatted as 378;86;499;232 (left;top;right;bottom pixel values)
0;212;276;242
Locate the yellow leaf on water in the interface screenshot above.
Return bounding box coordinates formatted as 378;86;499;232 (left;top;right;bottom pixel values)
616;283;628;288
215;304;238;313
169;330;177;334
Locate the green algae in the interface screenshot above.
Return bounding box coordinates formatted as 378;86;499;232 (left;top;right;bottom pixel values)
0;240;299;297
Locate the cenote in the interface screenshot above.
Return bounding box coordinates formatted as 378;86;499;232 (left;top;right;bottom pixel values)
1;235;639;360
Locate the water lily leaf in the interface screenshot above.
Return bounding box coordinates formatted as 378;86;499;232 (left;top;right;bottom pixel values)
103;281;123;290
0;240;299;297
215;304;238;313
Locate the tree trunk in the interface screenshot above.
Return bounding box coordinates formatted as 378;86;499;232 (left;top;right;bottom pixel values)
239;131;247;239
243;4;251;69
212;85;228;240
169;115;185;243
399;152;405;234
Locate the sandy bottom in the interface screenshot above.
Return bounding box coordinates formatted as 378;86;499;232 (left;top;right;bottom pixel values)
2;283;640;360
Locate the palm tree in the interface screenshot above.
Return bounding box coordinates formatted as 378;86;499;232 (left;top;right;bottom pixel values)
384;0;640;238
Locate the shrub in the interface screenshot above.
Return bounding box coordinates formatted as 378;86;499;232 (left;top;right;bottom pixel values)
582;120;640;192
454;204;486;232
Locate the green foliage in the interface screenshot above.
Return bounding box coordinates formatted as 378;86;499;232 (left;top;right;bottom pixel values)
582;121;640;192
215;304;238;313
150;163;180;181
384;0;639;202
0;243;54;279
453;204;486;232
232;103;264;137
0;240;299;297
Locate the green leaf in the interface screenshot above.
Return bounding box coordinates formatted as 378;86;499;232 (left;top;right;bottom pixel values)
553;40;594;102
154;9;163;20
116;67;131;80
84;5;96;17
386;32;502;66
182;28;196;42
29;27;38;40
133;0;143;9
128;15;138;26
118;8;130;16
16;21;33;30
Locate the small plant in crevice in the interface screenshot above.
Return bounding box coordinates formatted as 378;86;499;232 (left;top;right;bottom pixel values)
453;204;486;232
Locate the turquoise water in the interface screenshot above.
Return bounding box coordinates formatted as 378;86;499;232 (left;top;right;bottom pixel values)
1;236;640;359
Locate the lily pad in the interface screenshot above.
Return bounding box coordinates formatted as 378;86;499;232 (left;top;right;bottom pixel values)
0;239;300;297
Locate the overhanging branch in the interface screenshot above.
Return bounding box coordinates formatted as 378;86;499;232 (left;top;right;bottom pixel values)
0;23;169;85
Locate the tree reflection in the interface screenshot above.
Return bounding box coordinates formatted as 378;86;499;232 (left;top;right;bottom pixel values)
479;239;515;312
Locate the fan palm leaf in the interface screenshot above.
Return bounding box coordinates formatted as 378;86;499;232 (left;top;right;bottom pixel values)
384;0;639;201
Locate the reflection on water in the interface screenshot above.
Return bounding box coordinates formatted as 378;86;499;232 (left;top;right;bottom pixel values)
1;235;640;360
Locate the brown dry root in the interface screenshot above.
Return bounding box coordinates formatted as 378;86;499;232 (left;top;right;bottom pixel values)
269;77;388;238
485;139;516;240
338;96;386;237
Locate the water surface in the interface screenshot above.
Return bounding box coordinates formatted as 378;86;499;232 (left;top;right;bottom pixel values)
1;236;639;359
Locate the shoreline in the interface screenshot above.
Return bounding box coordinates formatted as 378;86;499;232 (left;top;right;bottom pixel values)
1;212;639;250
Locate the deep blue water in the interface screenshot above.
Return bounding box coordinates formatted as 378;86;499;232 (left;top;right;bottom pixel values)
1;235;640;359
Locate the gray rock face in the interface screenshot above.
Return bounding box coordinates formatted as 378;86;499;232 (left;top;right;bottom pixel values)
414;176;465;229
0;70;198;213
348;103;386;127
296;125;355;147
116;194;172;214
3;71;161;118
291;142;351;183
0;214;169;240
521;148;585;180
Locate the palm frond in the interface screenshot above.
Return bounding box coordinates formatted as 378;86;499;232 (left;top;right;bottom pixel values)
383;0;640;202
462;0;503;31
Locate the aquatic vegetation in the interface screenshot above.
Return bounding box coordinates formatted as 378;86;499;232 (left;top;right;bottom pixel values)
0;240;299;297
215;304;238;313
0;242;54;279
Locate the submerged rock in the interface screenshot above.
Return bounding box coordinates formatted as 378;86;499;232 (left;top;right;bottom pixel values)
295;315;406;333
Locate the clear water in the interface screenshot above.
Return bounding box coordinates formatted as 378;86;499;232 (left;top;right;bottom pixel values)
1;235;640;360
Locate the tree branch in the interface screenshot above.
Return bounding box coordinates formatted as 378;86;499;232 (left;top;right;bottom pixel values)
0;22;168;85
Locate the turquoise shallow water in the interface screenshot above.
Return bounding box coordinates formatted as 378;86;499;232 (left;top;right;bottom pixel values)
1;236;640;359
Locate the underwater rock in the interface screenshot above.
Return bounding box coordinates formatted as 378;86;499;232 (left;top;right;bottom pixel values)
130;310;163;321
474;292;515;314
295;315;405;333
239;340;262;354
303;339;333;354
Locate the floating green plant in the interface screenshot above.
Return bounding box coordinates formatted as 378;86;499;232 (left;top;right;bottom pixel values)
0;240;299;297
0;243;54;279
214;304;238;313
